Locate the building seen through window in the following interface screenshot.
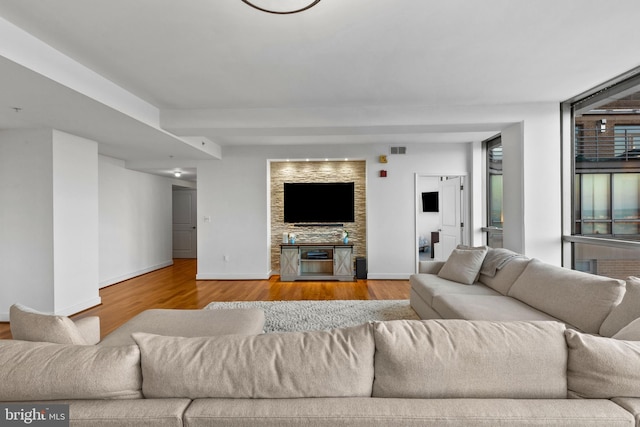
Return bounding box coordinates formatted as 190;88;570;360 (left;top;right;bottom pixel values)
572;89;640;278
485;136;503;248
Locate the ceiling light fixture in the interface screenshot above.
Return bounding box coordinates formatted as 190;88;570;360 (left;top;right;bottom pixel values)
240;0;321;15
174;171;182;178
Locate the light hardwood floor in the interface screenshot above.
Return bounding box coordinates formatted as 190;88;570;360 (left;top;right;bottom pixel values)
0;259;410;340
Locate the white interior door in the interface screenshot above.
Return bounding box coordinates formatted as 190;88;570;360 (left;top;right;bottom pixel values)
172;189;197;258
437;177;463;260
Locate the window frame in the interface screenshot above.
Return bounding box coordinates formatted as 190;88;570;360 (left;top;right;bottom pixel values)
483;134;503;248
561;66;640;269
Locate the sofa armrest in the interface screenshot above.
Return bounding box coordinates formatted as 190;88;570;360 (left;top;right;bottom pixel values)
419;261;445;274
73;316;101;345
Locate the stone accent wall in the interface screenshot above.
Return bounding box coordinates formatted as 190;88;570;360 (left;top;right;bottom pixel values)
270;160;366;273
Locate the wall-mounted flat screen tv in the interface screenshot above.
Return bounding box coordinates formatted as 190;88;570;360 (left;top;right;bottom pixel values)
422;191;439;212
284;182;355;223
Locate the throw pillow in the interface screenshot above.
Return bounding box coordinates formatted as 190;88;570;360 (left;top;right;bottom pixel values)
437;245;488;285
0;340;142;401
613;317;640;341
9;303;88;345
565;329;640;398
600;276;640;337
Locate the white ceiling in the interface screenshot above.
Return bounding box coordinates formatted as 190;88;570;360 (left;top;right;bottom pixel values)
1;0;640;178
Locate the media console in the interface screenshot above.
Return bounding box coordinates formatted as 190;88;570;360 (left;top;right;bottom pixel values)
280;242;354;281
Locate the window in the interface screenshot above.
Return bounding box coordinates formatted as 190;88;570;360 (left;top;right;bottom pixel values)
576;173;611;235
613;173;640;234
485;136;503;248
563;70;640;280
614;125;640;157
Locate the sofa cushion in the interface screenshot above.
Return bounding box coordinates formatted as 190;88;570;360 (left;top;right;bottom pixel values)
410;288;443;319
133;324;375;399
410;274;500;307
63;399;191;427
507;259;625;334
184;398;633;427
479;254;531;295
418;260;445;274
99;308;265;346
566;329;640;398
73;316;101;345
437;246;488;285
0;340;142;401
9;303;88;345
432;294;564;323
613;317;640;341
600;276;640;337
612;398;640;427
372;320;567;399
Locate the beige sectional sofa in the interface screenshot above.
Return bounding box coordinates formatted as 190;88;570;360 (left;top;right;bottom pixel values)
5;264;640;426
4;318;640;426
410;246;640;337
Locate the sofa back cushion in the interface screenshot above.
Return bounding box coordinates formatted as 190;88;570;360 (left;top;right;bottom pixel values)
0;340;142;401
613;317;640;340
600;276;640;337
372;320;567;399
479;254;531;295
566;329;640;398
507;259;625;334
133;324;375;399
10;303;88;345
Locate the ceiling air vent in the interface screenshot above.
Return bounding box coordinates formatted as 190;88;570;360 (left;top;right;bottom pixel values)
390;146;407;155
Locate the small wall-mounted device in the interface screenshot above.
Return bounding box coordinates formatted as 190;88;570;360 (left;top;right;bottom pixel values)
379;155;388;163
599;119;607;133
379;170;388;178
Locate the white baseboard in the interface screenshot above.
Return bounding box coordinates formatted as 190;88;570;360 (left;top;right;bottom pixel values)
57;297;102;316
199;271;409;280
0;297;102;321
196;272;271;280
366;273;411;280
99;260;174;288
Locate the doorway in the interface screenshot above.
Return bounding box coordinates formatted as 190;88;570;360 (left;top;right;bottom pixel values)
415;174;466;272
172;187;197;258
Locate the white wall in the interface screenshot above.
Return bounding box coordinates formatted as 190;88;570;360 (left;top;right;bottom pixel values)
195;103;563;280
99;156;173;287
52;130;100;314
197;149;271;279
0;129;101;320
521;108;562;263
500;105;562;264
0;129;55;319
0;130;184;319
196;142;470;280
